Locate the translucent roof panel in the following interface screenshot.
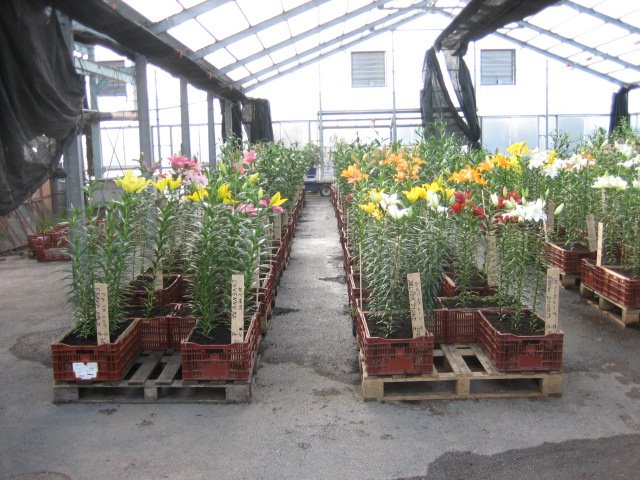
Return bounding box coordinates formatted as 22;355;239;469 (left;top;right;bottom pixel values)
197;2;249;41
115;0;639;92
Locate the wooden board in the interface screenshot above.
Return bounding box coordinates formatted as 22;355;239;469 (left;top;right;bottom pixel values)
580;284;640;327
53;351;258;404
360;344;563;401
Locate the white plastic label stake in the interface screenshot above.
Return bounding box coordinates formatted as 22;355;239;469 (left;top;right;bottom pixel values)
545;268;560;334
587;214;597;251
72;362;98;380
231;274;244;343
596;222;604;267
94;282;110;345
154;262;164;291
546;200;555;234
486;234;497;286
407;273;427;338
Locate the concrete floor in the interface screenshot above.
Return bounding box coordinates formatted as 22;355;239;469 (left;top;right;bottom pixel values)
1;196;640;480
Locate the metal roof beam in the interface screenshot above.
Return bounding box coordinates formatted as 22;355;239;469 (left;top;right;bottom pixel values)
149;0;233;34
215;0;395;76
517;20;639;72
560;0;640;36
191;0;334;60
48;0;247;102
73;57;136;84
244;7;429;90
431;9;624;87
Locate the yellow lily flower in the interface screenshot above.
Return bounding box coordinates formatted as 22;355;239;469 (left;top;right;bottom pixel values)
269;191;288;207
506;141;531;157
369;188;384;204
115;170;148;194
248;172;260;184
403;186;427;203
152;176;183;193
184;188;208;202
217;183;233;204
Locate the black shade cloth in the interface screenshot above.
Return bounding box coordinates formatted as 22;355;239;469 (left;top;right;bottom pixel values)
609;85;639;134
220;99;243;142
0;0;84;215
435;0;560;56
422;0;559;146
242;98;274;143
421;48;479;147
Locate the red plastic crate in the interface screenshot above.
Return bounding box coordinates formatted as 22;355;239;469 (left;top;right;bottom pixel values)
139;315;197;350
35;246;71;261
51;319;141;382
431;308;478;344
355;308;433;376
543;241;596;274
477;310;563;372
440;272;497;297
127;274;183;307
181;314;261;381
581;259;640;308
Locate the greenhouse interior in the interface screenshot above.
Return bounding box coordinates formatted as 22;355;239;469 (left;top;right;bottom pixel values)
2;0;640;478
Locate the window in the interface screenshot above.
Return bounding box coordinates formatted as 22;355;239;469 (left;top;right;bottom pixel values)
351;51;385;87
480;49;515;85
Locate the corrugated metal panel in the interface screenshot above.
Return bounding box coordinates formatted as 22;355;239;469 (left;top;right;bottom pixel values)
480;49;515;85
351;51;386;87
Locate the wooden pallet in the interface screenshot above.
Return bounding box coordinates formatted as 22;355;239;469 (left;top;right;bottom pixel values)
580;284;640;327
53;350;257;404
360;344;563;401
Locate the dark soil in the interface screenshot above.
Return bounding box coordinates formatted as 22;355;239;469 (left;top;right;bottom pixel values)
59;319;134;345
437;296;500;309
445;268;490;286
187;317;253;345
366;313;414;339
188;323;231;345
127;273;178;291
551;241;591;252
482;310;545;335
123;303;193;318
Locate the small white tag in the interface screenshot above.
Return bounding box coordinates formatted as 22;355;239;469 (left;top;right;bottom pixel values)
72;362;98;380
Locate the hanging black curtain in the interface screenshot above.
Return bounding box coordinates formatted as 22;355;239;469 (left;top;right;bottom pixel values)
0;0;84;215
242;98;274;143
609;86;639;134
220;99;243;142
421;0;560;147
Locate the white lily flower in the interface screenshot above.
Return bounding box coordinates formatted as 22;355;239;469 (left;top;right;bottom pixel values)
426;190;441;211
615;142;634;158
490;193;500;207
386;204;410;220
379;192;399;210
592;174;628;189
528;149;550;169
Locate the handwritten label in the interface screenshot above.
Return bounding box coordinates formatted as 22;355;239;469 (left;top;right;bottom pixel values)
72;362;98;380
545;268;560;334
94;282;110;345
231;274;244;343
273;214;281;242
407;273;427;338
283;211;289;229
587;214;597;251
596;222;604;267
486;234;497;286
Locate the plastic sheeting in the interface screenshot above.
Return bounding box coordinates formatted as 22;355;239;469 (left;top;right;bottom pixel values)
0;0;84;215
242;98;274;143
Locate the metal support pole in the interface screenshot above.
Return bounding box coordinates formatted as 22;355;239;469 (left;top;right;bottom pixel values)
135;54;153;169
180;78;191;157
207;91;216;169
87;47;104;179
58;12;84;212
